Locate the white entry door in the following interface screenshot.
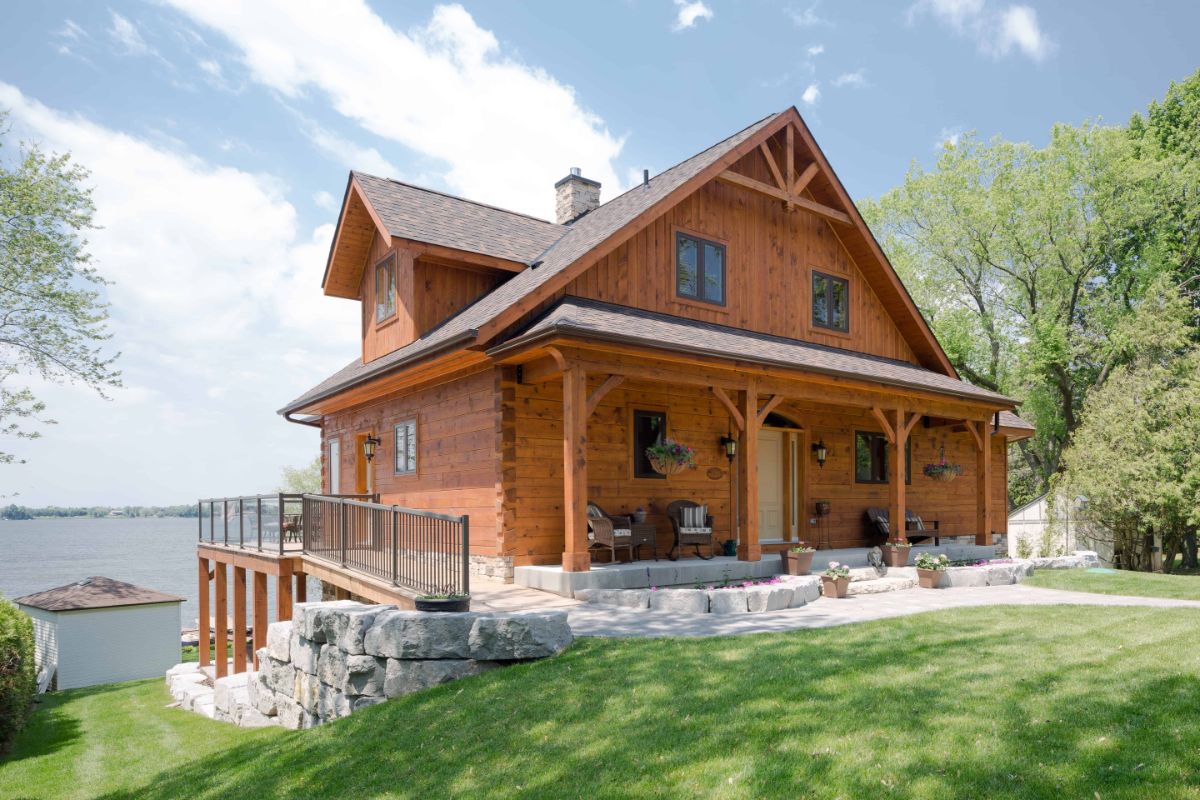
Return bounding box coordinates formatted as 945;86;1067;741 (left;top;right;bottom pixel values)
758;429;785;540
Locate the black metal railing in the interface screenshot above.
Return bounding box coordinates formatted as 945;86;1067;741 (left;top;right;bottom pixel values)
197;492;469;597
302;494;469;597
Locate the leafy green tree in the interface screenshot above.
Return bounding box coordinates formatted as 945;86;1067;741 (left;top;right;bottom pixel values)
0;110;120;464
279;456;322;494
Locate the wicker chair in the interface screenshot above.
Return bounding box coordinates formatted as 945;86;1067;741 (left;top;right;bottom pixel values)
666;500;715;561
587;503;634;563
865;507;942;545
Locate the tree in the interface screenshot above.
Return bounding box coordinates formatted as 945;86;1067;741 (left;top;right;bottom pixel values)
279;456;322;494
0;111;119;464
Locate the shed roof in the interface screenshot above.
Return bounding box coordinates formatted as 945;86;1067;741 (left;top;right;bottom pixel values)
14;577;184;612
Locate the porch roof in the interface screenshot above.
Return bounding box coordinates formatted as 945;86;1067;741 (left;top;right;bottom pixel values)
492;297;1020;408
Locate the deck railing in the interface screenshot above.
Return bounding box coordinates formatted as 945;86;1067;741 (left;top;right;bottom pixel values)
197;493;469;597
302;494;469;597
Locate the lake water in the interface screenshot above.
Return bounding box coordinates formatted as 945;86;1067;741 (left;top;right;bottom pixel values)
0;517;313;631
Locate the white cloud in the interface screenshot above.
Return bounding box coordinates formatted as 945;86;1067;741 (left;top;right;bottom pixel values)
198;58;222;78
801;82;821;106
831;69;867;88
908;0;1054;62
108;12;154;57
672;0;714;30
165;1;625;220
936;125;965;148
300;117;401;177
313;190;338;211
787;4;832;28
52;18;92;62
806;44;824;56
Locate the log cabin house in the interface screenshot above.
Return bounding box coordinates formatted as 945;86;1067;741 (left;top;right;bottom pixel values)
195;107;1032;673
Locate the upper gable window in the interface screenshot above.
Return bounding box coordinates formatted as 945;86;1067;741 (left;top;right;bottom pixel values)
375;255;396;323
812;271;848;332
676;232;725;306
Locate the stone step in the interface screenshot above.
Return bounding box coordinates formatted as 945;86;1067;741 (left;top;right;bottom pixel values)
846;576;916;595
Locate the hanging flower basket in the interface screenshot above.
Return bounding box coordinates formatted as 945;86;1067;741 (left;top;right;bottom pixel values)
923;463;963;483
645;438;696;477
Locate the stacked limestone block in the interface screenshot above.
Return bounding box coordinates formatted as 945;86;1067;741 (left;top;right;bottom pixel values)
245;601;572;730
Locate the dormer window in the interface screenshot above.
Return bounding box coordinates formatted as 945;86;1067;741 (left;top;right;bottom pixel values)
676;232;725;305
812;270;848;332
375;255;396;322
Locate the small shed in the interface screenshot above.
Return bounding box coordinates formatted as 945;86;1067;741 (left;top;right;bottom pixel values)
15;576;184;690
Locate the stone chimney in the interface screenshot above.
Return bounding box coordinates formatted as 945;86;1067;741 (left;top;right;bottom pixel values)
554;167;601;224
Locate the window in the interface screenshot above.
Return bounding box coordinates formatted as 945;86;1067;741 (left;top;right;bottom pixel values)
375;255;396;322
632;410;667;479
676;232;725;305
327;439;341;493
812;271;849;332
394;419;417;475
854;431;911;484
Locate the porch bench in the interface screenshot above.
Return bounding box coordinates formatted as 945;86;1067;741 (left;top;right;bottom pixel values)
865;507;943;545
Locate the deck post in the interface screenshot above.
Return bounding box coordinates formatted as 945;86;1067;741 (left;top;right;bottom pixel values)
278;561;294;621
975;421;994;545
256;496;263;551
561;364;590;572
888;408;907;544
294;570;307;604
197;555;210;666
223;499;229;546
213;561;228;678
737;380;761;561
252;571;267;669
232;566;247;674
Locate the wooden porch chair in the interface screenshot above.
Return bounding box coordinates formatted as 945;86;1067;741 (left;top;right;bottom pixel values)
666;500;715;561
587;503;634;563
865;507;942;545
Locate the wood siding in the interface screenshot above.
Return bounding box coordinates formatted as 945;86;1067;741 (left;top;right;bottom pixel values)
321;367;500;556
563;164;919;364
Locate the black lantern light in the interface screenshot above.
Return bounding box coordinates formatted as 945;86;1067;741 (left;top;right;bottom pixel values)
362;434;382;463
812;439;828;468
719;434;738;462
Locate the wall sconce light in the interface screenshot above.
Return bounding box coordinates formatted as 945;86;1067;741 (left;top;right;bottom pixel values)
811;439;828;468
362;434;381;463
719;435;738;462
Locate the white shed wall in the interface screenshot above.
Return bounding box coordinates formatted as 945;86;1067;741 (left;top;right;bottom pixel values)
55;602;181;690
21;605;59;683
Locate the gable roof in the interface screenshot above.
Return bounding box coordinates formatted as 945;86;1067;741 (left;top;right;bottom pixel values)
287;108;963;413
491;297;1015;406
15;576;183;612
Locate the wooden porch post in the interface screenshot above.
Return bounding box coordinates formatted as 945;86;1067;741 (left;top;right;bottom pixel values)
888;408;908;544
293;570;307;604
213;561;228;678
975;421;994;546
278;563;295;621
232;566;247;674
252;571;267;669
737;381;761;561
197;555;210;667
562;364;591;571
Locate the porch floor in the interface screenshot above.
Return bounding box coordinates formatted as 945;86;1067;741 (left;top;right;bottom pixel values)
515;542;999;597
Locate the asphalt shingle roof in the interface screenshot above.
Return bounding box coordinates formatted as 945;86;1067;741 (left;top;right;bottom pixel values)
15;576;184;612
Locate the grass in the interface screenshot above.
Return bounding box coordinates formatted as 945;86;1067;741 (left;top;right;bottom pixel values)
1025;567;1200;601
4;606;1200;799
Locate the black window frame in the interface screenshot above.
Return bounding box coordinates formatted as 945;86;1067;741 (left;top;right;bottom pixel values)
394;418;417;476
632;409;668;480
675;231;726;306
812;270;849;333
854;431;911;485
375;254;396;323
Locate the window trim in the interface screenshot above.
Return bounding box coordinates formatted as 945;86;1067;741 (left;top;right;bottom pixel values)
853;430;911;485
674;229;727;307
393;418;417;477
632;408;668;480
374;253;397;324
811;269;850;334
327;438;341;493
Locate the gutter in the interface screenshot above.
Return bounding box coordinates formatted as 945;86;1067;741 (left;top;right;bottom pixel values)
283;411;323;428
487;321;1017;409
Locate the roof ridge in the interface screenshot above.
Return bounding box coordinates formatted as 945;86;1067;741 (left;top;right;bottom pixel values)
352;171;564;230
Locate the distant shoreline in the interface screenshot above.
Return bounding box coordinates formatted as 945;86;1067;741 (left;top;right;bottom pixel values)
1;505;198;520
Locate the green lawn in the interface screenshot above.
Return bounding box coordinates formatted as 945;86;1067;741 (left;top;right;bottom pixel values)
1025;567;1200;601
4;606;1200;799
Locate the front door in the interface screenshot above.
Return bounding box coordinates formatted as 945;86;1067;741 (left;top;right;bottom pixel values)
758;429;785;540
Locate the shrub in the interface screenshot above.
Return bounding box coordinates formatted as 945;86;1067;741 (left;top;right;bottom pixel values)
1016;536;1034;559
0;598;36;754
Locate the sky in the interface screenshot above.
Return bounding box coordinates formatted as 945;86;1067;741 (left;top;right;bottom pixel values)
1;0;1197;506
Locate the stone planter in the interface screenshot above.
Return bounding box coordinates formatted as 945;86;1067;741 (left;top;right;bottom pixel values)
881;545;911;567
779;550;815;575
414;596;470;613
916;568;944;589
821;575;850;598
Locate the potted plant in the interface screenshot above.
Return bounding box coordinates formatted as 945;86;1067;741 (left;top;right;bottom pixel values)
923;445;963;483
780;543;816;575
880;539;912;567
814;499;832;517
632;506;648;524
414;588;470;612
644;438;696;477
914;552;949;588
821;561;851;598
721;539;737;557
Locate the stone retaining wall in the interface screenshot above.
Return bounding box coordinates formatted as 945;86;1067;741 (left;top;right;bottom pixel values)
167;601;572;729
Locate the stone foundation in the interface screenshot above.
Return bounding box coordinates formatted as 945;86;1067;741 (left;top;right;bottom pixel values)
470;554;514;582
167;600;572;729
